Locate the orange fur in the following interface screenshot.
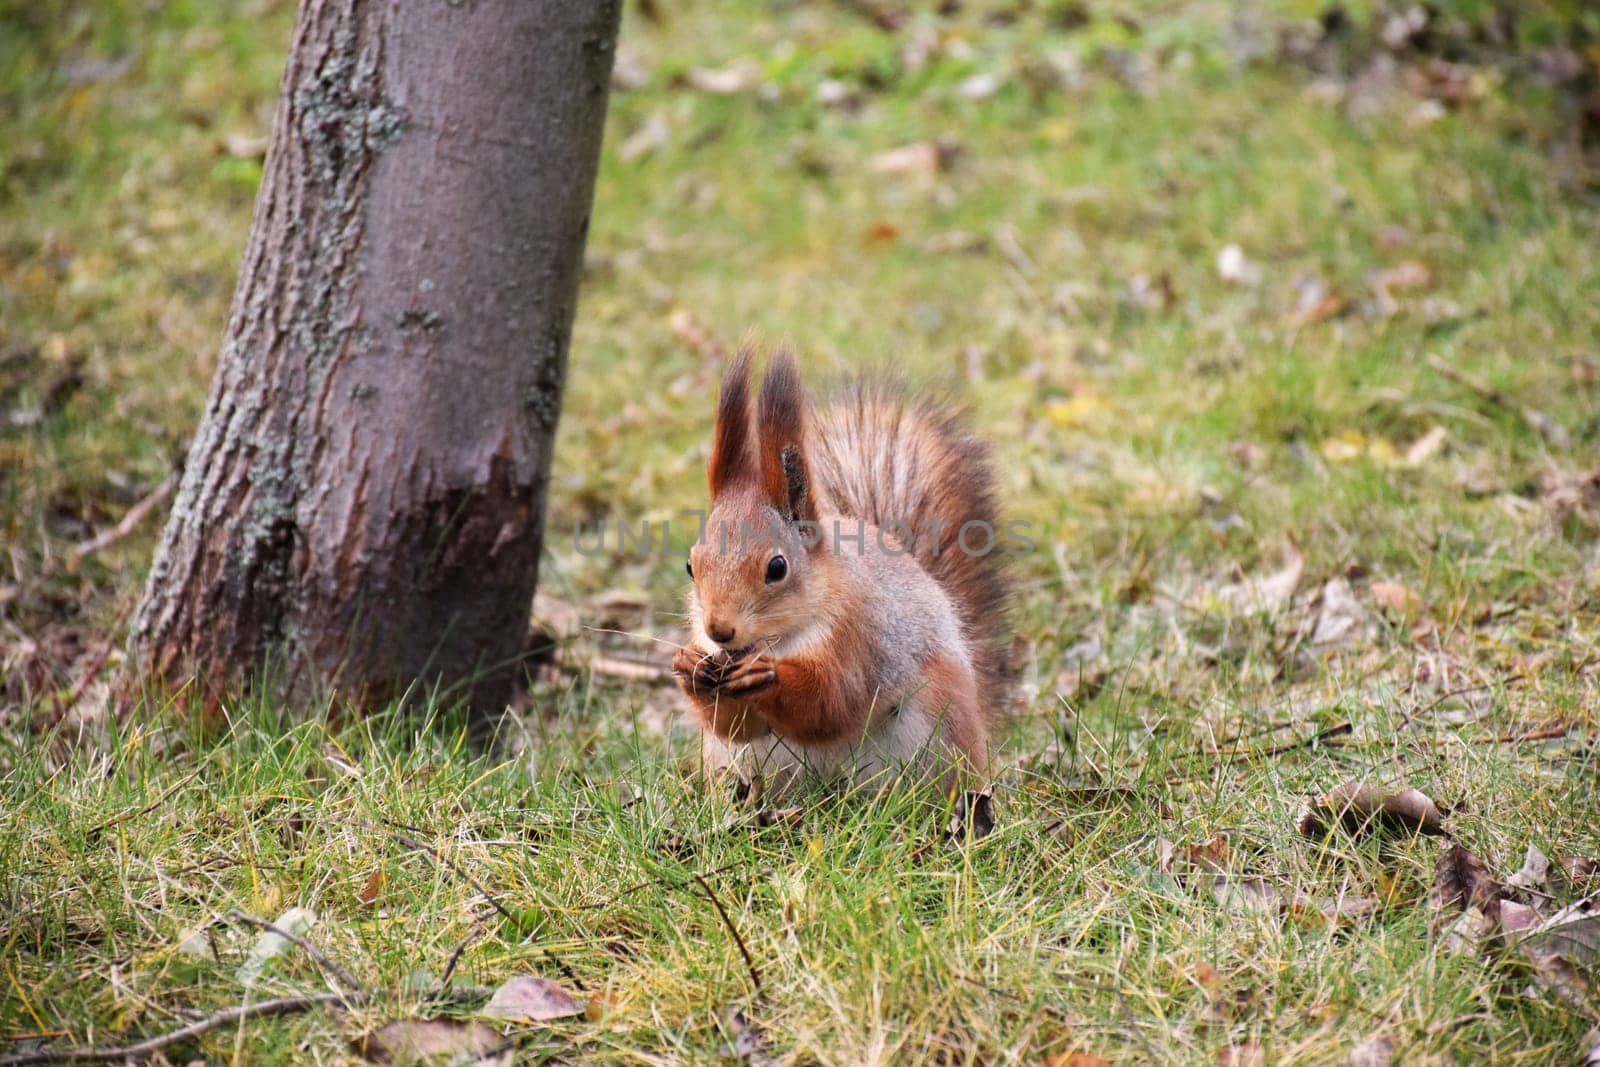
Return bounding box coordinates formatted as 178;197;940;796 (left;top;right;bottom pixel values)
917;653;986;769
673;348;1012;787
755;353;820;524
707;346;756;496
810;383;1013;713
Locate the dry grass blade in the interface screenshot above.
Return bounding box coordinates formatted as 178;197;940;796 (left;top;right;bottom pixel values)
0;992;360;1066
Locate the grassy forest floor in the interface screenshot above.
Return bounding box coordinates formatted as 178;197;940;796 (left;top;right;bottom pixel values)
4;0;1600;1063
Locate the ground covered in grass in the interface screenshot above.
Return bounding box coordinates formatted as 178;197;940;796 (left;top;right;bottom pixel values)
4;0;1600;1062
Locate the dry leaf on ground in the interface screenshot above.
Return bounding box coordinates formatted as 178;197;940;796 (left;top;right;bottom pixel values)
1296;781;1446;839
1517;904;1600;966
1432;844;1503;912
1044;1053;1113;1067
685;59;760;94
236;906;317;987
1403;426;1447;466
1348;1033;1395;1067
1310;578;1366;646
1158;833;1286;917
1217;244;1262;286
480;975;587;1023
1208;543;1304;615
1506;844;1552;897
1370;580;1420;616
1561;857;1600;891
1218;1043;1265;1067
1289;274;1347;326
867;140;960;176
356;1019;511;1065
717;1006;777;1066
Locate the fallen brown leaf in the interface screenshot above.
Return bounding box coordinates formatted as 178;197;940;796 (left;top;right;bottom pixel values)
1440;905;1497;953
685;59;760;95
1370;580;1420;616
1519;941;1597;1012
1378;259;1436;293
1207;543;1304;616
867;140;960;176
1218;1043;1265;1067
1296;781;1446;839
1518;905;1600;966
865;220;900;244
1561;857;1600;889
1310;577;1366;646
1498;900;1544;937
1349;1033;1395;1067
1159;834;1289;918
1158;832;1233;876
357;867;385;907
1505;844;1551;898
1045;1054;1113;1067
1289;274;1347;326
355;1018;511;1065
1402;425;1447;466
480;976;586;1023
1431;844;1502;912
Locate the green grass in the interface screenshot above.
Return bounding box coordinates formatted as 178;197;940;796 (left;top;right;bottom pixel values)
4;0;1600;1062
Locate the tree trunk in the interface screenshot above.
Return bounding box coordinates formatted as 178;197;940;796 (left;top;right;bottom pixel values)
131;0;620;713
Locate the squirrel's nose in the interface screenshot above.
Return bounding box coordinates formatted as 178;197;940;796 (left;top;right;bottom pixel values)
707;622;737;646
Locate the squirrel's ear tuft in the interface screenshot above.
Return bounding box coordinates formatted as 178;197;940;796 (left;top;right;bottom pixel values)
708;345;756;497
757;350;819;525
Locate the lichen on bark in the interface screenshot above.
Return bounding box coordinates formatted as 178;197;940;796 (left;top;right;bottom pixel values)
131;0;621;716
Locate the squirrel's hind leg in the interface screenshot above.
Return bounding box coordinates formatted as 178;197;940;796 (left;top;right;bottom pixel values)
904;654;991;786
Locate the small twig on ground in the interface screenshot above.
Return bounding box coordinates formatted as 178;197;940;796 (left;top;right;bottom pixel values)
36;640;115;732
1398;679;1505;729
586;654;672;684
573;859;746;911
384;825;585;990
430;924;482;997
1204;721;1354;761
225;911;364;993
384;828;518;926
83;770;201;841
64;475;176;572
692;871;762;996
0;991;361;1066
1480;721;1571;744
1426;353;1570;447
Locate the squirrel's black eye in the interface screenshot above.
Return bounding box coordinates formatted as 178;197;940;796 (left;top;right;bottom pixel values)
686;558;694;579
765;555;788;583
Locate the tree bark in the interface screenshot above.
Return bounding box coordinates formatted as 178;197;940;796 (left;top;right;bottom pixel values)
131;0;620;713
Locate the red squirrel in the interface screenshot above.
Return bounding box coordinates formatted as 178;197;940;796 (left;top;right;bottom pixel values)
672;347;1011;790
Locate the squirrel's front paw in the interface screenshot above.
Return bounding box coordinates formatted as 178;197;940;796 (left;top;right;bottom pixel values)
717;653;777;697
672;645;726;693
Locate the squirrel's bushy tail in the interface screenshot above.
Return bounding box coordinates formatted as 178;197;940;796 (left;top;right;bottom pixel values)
808;379;1013;710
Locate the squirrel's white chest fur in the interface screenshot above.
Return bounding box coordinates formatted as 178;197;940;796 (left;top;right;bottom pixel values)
696;525;976;790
